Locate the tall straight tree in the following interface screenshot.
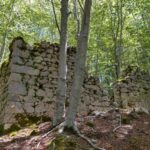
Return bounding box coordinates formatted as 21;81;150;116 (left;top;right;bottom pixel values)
65;0;92;128
109;0;124;79
53;0;69;126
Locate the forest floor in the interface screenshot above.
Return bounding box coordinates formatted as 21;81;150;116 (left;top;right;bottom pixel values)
0;109;150;150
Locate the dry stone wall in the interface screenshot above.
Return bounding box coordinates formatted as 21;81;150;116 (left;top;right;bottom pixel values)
0;37;110;126
113;67;150;111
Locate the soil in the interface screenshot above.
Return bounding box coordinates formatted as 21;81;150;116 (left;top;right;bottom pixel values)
0;109;149;150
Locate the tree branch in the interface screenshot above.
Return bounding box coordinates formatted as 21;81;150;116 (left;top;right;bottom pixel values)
50;0;61;36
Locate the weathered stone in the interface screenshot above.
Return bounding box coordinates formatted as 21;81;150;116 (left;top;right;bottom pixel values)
11;64;40;75
36;89;46;97
22;51;30;58
38;78;48;84
11;56;24;64
40;71;49;76
24;103;35;113
8;82;27;96
34;56;43;63
102;96;109;101
25;60;34;66
28;89;35;97
12;48;23;57
121;88;128;93
45;88;53;98
135;107;149;114
28;77;36;85
8;73;22;82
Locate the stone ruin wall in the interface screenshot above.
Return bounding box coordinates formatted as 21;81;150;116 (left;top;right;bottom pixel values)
0;38;110;126
113;68;150;111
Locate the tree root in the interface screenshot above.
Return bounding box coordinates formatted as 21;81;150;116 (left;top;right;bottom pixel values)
36;122;65;149
73;126;105;150
113;114;122;132
36;121;105;150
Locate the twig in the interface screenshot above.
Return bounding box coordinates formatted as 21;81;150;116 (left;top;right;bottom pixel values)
36;122;64;149
74;126;105;150
50;0;61;35
77;0;84;12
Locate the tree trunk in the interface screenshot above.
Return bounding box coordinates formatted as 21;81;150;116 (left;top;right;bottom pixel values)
65;0;92;128
73;0;80;38
53;0;69;126
108;0;124;79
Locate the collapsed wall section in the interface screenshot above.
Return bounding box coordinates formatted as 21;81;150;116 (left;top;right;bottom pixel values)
113;67;150;111
0;38;110;125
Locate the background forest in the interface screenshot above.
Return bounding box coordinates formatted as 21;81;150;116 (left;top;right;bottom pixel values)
0;0;150;89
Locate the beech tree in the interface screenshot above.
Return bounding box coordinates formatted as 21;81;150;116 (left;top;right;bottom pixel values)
65;0;92;128
108;0;124;79
53;0;69;126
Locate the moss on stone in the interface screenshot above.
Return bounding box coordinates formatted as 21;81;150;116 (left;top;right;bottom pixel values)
5;124;21;134
0;123;21;136
15;114;30;127
122;116;131;124
0;124;4;135
48;135;77;150
86;121;95;128
15;113;51;127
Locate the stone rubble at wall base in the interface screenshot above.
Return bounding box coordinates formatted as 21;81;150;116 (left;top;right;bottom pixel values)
113;67;150;113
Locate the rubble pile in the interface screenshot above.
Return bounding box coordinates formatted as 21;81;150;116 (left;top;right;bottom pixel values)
114;67;150;111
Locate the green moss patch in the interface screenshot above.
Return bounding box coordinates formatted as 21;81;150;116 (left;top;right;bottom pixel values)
15;113;51;127
48;134;77;150
86;121;95;128
0;123;21;136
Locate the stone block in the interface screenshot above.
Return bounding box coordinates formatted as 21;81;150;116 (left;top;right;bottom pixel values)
8;73;22;82
36;89;46;97
28;89;36;97
8;82;27;96
12;48;23;57
11;56;24;64
11;64;40;75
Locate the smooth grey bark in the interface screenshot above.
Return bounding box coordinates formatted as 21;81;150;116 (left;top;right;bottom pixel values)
65;0;92;128
53;0;69;126
73;0;80;38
